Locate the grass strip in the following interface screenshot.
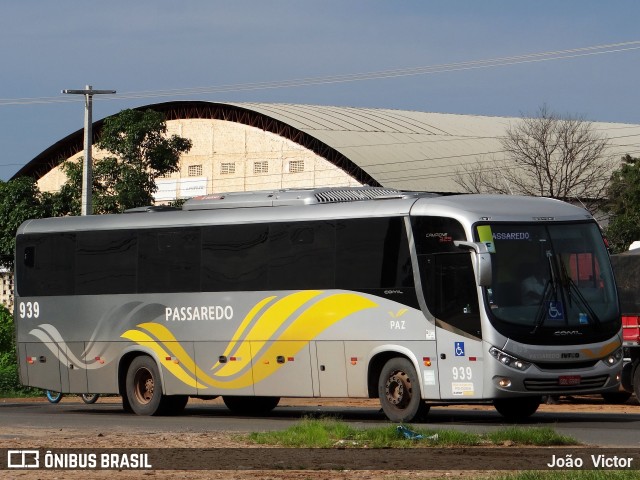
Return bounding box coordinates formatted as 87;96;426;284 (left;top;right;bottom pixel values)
495;472;638;480
247;417;579;448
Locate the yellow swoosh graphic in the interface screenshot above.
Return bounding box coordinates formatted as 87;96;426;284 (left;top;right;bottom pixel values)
136;322;222;387
213;295;277;368
121;291;378;391
580;339;621;359
211;291;320;375
250;293;377;386
120;329;206;389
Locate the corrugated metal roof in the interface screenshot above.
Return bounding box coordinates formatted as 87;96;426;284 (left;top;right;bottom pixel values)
17;101;640;195
228;103;639;193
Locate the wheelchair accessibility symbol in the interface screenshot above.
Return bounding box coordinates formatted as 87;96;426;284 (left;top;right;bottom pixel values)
454;342;465;357
547;301;565;321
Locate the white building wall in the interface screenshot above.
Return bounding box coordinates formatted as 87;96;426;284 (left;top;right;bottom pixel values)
37;118;360;199
0;271;13;310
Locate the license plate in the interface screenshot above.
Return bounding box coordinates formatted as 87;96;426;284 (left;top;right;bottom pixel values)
558;375;581;386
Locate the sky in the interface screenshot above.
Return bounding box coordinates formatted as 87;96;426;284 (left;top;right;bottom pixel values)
1;1;639;181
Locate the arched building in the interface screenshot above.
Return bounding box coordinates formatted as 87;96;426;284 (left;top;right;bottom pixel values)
17;101;640;201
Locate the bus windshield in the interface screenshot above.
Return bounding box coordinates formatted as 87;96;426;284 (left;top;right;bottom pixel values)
477;221;619;344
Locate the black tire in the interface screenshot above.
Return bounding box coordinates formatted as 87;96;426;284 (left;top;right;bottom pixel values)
493;396;541;421
125;356;165;416
621;362;634;392
122;394;134;413
378;357;429;423
81;393;100;404
601;391;632;404
160;395;189;414
222;396;280;415
634;363;640;402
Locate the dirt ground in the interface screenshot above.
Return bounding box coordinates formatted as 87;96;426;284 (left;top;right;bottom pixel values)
1;395;638;479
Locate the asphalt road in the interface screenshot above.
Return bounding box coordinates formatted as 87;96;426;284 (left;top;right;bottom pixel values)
1;399;639;447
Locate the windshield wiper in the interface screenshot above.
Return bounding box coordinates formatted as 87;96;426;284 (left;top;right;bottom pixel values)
530;251;559;334
530;279;552;334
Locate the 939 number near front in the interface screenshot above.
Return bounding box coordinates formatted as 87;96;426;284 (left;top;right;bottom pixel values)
452;366;473;380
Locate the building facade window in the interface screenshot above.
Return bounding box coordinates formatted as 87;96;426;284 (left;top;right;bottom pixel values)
188;165;203;177
253;161;269;174
1;271;14;309
287;160;305;173
220;162;236;175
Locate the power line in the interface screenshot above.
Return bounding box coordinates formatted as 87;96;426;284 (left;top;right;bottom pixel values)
1;41;639;106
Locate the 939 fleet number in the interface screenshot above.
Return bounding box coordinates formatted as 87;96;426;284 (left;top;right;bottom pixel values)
18;301;40;319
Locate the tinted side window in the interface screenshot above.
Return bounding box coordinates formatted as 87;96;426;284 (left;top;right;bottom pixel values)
412;216;480;338
17;233;75;296
202;224;269;291
336;217;413;289
138;229;200;293
411;216;467;254
424;252;481;338
75;231;137;295
269;221;335;290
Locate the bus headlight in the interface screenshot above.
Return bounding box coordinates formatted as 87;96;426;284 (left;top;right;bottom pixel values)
605;348;623;366
489;346;531;371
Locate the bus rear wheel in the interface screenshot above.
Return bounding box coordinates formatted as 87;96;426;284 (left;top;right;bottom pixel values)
493;396;541;421
222;396;280;415
378;357;429;423
81;393;100;404
125;356;165;415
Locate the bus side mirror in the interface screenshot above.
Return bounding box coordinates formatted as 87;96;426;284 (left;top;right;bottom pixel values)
454;241;492;287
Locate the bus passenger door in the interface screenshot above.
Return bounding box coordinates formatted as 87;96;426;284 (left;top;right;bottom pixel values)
24;342;62;392
60;342;88;394
436;329;484;399
253;342;314;397
426;252;484;399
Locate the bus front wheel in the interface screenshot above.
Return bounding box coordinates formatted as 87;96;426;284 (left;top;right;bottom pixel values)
493;396;541;421
378;357;429;423
125;356;164;415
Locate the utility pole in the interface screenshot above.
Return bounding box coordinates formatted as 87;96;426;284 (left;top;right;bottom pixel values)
62;85;116;215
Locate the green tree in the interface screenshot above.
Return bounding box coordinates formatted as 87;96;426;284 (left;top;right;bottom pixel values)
60;109;192;214
0;305;37;395
0;177;55;269
0;304;17;393
604;155;640;253
0;305;15;367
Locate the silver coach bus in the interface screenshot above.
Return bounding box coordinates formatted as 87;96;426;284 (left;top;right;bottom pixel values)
14;187;623;422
